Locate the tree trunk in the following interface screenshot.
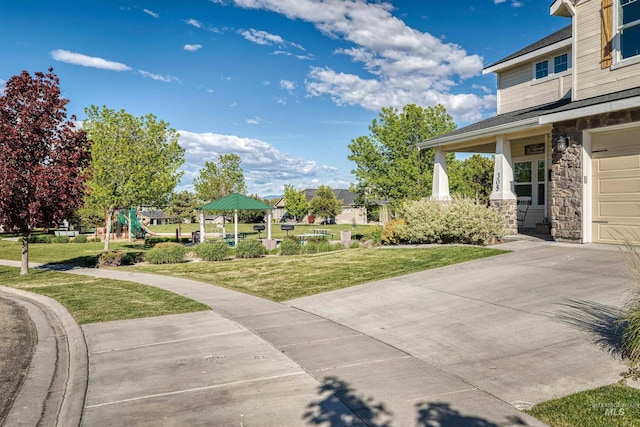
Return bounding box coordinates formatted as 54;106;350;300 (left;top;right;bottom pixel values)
104;208;113;251
21;233;29;275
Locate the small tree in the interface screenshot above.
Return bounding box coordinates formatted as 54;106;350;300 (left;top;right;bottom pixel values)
194;153;246;202
165;190;200;224
309;186;342;224
83;106;184;250
0;69;92;274
283;185;309;222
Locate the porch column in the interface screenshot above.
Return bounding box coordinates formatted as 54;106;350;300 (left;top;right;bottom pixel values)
490;136;518;235
199;211;205;243
431;147;451;201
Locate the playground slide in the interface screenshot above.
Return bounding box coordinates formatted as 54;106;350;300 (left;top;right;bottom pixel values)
139;222;157;236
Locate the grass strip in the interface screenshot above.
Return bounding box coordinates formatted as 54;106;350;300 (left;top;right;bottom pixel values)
129;246;507;301
0;266;209;324
527;383;640;427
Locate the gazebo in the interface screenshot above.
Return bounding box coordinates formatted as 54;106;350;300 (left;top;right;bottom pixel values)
196;193;274;246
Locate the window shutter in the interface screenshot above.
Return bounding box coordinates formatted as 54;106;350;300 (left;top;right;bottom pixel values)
601;0;614;68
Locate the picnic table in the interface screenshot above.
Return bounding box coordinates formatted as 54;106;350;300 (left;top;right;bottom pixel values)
223;231;258;246
295;233;327;244
310;228;334;239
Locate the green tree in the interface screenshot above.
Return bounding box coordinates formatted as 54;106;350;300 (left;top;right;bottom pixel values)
309;185;342;224
165;190;200;223
448;154;494;204
193;153;246;202
348;104;456;208
283;185;309;222
83;105;184;250
237;194;270;223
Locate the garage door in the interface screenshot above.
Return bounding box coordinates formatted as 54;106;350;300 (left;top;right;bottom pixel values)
592;128;640;244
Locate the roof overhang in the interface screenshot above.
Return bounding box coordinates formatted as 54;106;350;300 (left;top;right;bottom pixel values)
539;95;640;124
483;38;572;74
418;117;541;149
550;0;576;18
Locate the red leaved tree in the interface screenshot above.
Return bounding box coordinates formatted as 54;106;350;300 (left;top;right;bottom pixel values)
0;69;92;274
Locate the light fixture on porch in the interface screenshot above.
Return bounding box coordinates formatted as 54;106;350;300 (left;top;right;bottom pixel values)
554;134;569;152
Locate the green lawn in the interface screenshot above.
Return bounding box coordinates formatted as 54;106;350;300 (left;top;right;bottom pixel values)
527;383;640;427
0;239;146;265
128;246;507;301
0;266;209;324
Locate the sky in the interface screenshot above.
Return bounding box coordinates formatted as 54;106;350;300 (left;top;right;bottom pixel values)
0;0;571;198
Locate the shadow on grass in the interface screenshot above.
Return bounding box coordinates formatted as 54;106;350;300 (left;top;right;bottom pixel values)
303;376;532;426
549;298;626;360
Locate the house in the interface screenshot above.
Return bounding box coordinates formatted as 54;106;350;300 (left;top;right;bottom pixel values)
138;209;176;226
273;188;370;224
420;0;640;245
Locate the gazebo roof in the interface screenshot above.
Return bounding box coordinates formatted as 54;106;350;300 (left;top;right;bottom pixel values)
197;193;274;211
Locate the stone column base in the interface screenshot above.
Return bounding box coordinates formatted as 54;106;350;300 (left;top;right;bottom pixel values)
490;199;518;235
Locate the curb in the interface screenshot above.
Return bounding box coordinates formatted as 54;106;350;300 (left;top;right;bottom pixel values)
0;286;88;427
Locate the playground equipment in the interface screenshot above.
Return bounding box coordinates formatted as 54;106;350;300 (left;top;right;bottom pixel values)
100;208;157;240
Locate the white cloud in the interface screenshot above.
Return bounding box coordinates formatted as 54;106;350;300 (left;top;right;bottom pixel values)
273;50;314;60
50;49;131;71
246;117;261;125
240;29;285;46
138;70;182;83
143;8;159;18
228;0;490;122
177;130;342;195
280;79;296;91
0;79;6;91
186;18;202;28
184;44;203;51
494;0;506;4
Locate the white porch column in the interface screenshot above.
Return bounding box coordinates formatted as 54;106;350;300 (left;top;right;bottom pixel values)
490;136;517;200
431;147;451;201
267;211;272;240
199;211;205;243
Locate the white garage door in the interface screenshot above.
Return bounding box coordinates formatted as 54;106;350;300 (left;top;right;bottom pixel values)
592;128;640;244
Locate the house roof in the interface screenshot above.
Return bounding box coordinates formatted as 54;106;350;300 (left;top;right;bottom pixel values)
422;87;640;147
140;210;172;219
485;24;572;70
303;189;356;206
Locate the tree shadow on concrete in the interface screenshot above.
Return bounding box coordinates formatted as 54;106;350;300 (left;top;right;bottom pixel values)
303;376;392;426
415;402;529;427
549;298;626;360
303;376;533;427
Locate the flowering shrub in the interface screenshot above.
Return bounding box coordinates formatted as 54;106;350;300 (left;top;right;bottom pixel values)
399;196;504;245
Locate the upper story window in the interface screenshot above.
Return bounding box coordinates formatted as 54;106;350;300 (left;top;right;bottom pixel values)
534;52;570;80
535;61;549;79
620;0;640;59
554;53;568;73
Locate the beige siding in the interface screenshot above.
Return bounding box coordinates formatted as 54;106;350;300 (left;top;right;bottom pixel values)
575;0;640;100
498;60;572;114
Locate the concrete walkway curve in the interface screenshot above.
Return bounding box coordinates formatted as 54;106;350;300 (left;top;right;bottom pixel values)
0;285;87;427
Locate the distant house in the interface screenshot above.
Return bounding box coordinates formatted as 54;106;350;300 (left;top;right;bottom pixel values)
420;0;640;244
138;209;176;226
274;188;372;224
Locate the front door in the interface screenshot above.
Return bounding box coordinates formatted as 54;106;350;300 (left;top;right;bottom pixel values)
514;158;547;228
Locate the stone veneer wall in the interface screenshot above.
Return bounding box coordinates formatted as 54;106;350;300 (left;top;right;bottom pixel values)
550;108;640;242
490;199;518;235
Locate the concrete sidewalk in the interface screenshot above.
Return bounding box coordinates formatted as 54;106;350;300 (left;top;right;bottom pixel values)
2;240;630;425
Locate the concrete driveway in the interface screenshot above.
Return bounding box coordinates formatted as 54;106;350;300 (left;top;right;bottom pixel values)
288;241;631;409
